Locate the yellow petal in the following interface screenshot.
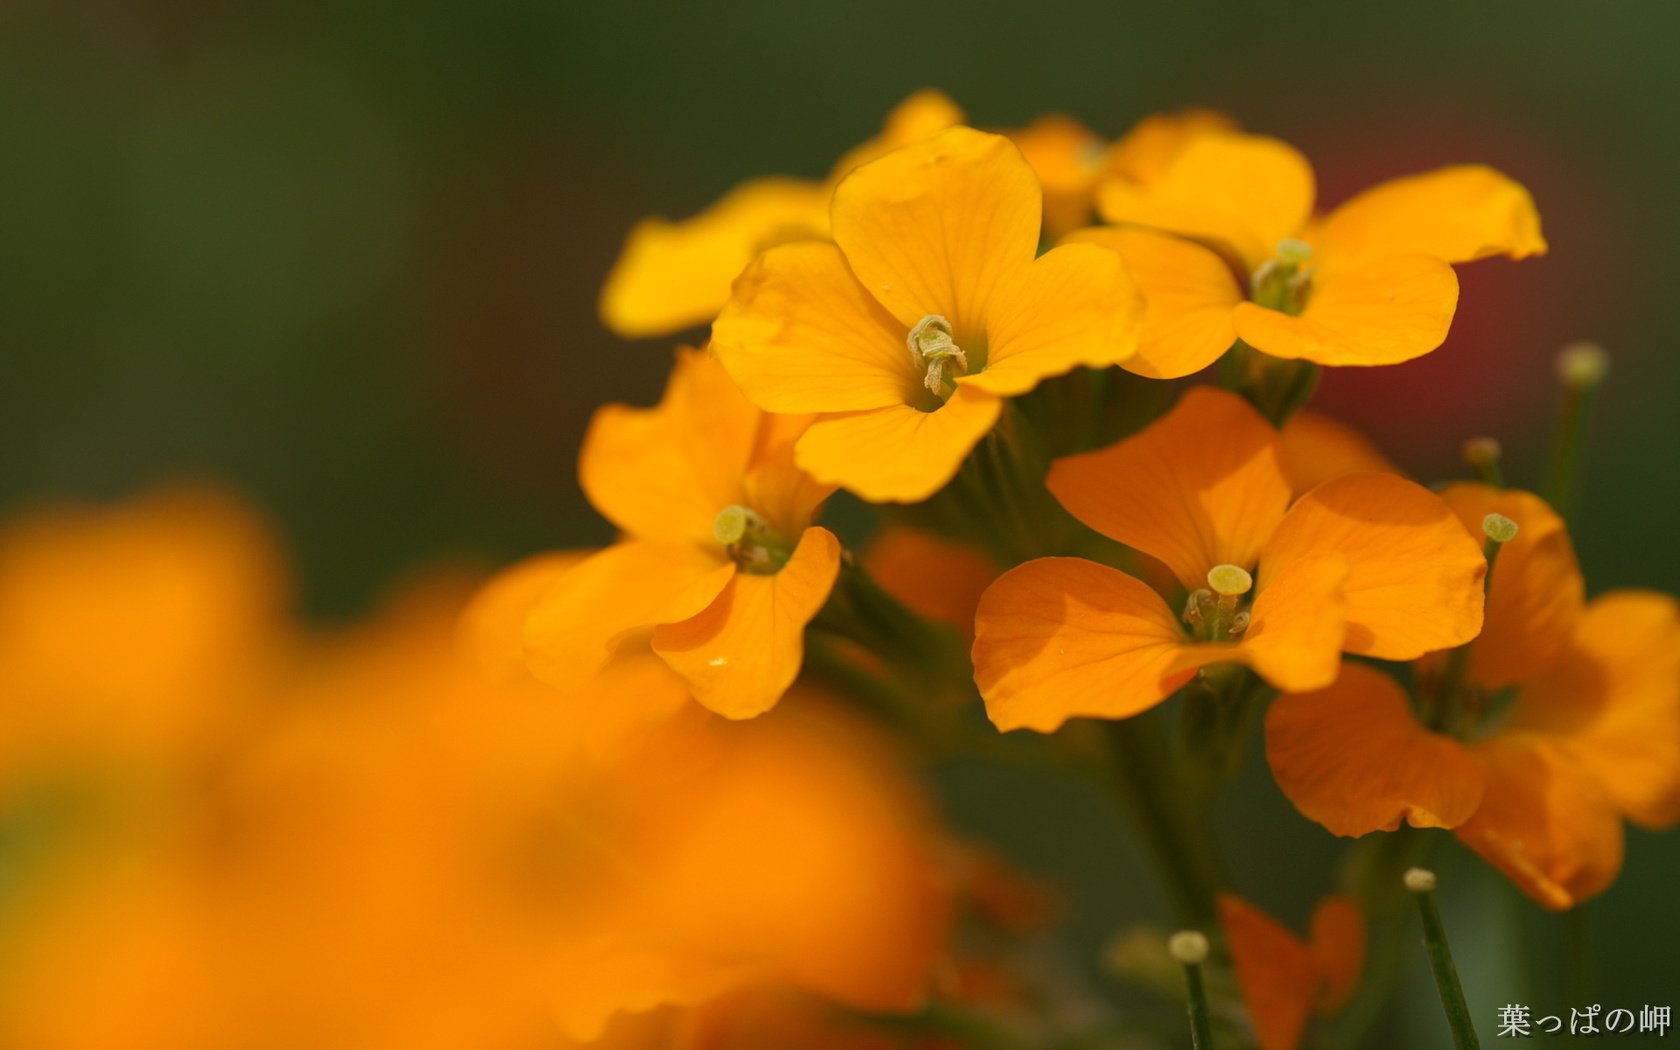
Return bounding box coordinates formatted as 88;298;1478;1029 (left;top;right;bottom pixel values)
653;528;841;719
1266;662;1484;837
1456;733;1625;911
600;177;830;339
972;558;1195;732
1313;165;1547;276
1063;227;1240;379
830;127;1040;334
712;242;916;413
1261;473;1485;660
1509;591;1680;829
522;541;733;692
826;89;966;184
1232;254;1459;367
1103;107;1240;186
794;386;1003;504
1279;410;1401;499
959;242;1142;397
1219;892;1316;1050
457;550;591;682
1307;896;1365;1013
1008;112;1106;239
1097;131;1315;271
1437;484;1583;690
1048;387;1290;591
581;347;761;546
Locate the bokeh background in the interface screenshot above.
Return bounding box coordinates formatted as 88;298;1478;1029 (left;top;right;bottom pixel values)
3;1;1676;1044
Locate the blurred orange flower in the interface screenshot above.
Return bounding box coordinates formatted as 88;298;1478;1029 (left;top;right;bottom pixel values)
1219;892;1365;1050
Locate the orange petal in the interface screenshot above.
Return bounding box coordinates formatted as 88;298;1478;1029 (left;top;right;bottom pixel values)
653;528;841;719
457;550;591;682
794;385;1003;504
1509;591;1680;829
1008;112;1106;239
1103;107;1241;186
1230;552;1348;692
712;242;916;413
1266;662;1484;837
1456;733;1625;911
861;527;997;639
1048;386;1290;591
1261;473;1485;660
959;242;1142;397
1437;484;1583;690
972;558;1195;732
1064;227;1240;379
1308;896;1365;1013
826;89;966;184
600;177;830;339
830;127;1040;335
1097;131;1315;271
581;347;761;546
1219;892;1316;1050
1313;165;1547;276
1232;254;1459;367
522;540;733;692
1279;410;1401;499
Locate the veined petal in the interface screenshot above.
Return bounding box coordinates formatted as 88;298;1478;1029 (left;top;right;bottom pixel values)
1218;893;1316;1050
830;127;1040;334
600;177;830;338
457;550;590;683
1266;662;1484;837
1438;484;1583;690
1261;473;1485;660
581;348;760;546
972;558;1195;732
1064;227;1240;379
1232;254;1459;367
1103;108;1240;186
826;89;966;184
522;541;733;692
1233;552;1348;692
1279;410;1401;499
1509;591;1680;829
960;242;1142;397
653;528;841;719
1314;165;1547;276
1048;387;1290;591
794;386;1003;504
1097;132;1315;271
1456;733;1625;911
713;242;915;413
1307;896;1365;1013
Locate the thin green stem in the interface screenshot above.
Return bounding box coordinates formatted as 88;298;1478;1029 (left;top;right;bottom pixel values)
1563;905;1592;1009
1183;961;1215;1048
1104;712;1226;925
1410;871;1481;1050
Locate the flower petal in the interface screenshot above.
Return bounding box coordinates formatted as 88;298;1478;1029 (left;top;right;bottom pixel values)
1261;473;1485;660
581;348;760;546
457;550;591;683
1048;387;1290;591
1279;410;1401;499
959;242;1142;397
1307;896;1365;1013
712;242;916;413
600;177;830;338
1232;254;1459;367
1266;662;1484;837
1097;132;1315;270
794;386;1003;504
653;528;841;719
830;127;1040;334
1313;165;1547;276
522;541;733;692
1456;733;1625;911
1064;227;1240;379
1232;552;1348;692
1103;108;1240;186
863;527;997;639
1008;112;1107;239
1437;484;1583;690
1219;892;1316;1050
826;89;966;184
1509;591;1680;829
972;558;1194;732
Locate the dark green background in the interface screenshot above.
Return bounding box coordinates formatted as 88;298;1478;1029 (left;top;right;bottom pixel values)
3;2;1675;1044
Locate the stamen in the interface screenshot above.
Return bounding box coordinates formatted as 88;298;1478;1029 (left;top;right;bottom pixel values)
1275;238;1314;267
908;314;968;395
711;504;794;574
1481;513;1519;545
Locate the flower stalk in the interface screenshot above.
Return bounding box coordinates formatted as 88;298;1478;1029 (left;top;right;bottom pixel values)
1407;868;1481;1050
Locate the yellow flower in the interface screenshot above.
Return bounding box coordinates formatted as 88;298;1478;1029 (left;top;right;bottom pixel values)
1070;129;1546;374
972;387;1484;731
599;90;963;338
713;126;1143;503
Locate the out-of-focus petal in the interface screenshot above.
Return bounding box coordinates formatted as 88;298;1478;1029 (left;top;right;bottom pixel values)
457;550;590;683
862;527;997;639
1219;892;1316;1050
1232;254;1459;367
1103;107;1240;186
1008;112;1106;239
1308;896;1365;1013
826;89;966;183
1279;410;1401;499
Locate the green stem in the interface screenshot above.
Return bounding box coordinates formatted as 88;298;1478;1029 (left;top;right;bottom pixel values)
1410;872;1481;1050
1104;712;1225;925
1542;374;1600;529
1181;954;1215;1049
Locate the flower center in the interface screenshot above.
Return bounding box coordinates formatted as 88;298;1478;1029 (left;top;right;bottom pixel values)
908;314;968;398
712;504;795;574
1249;238;1314;316
1183;563;1255;642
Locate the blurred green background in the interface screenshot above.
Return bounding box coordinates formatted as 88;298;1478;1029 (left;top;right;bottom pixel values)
3;1;1676;1044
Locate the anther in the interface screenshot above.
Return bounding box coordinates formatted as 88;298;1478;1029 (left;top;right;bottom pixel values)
1228;611;1251;635
908;314;967;395
1275;238;1314;267
1555;341;1609;391
1206;564;1253;597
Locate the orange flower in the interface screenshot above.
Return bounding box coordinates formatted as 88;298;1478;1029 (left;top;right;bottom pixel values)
713;126;1143;503
1266;487;1680;908
972;387;1484;731
861;526;998;641
519;347;839;719
1072;129;1545;374
1219;893;1365;1050
600;91;963;338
